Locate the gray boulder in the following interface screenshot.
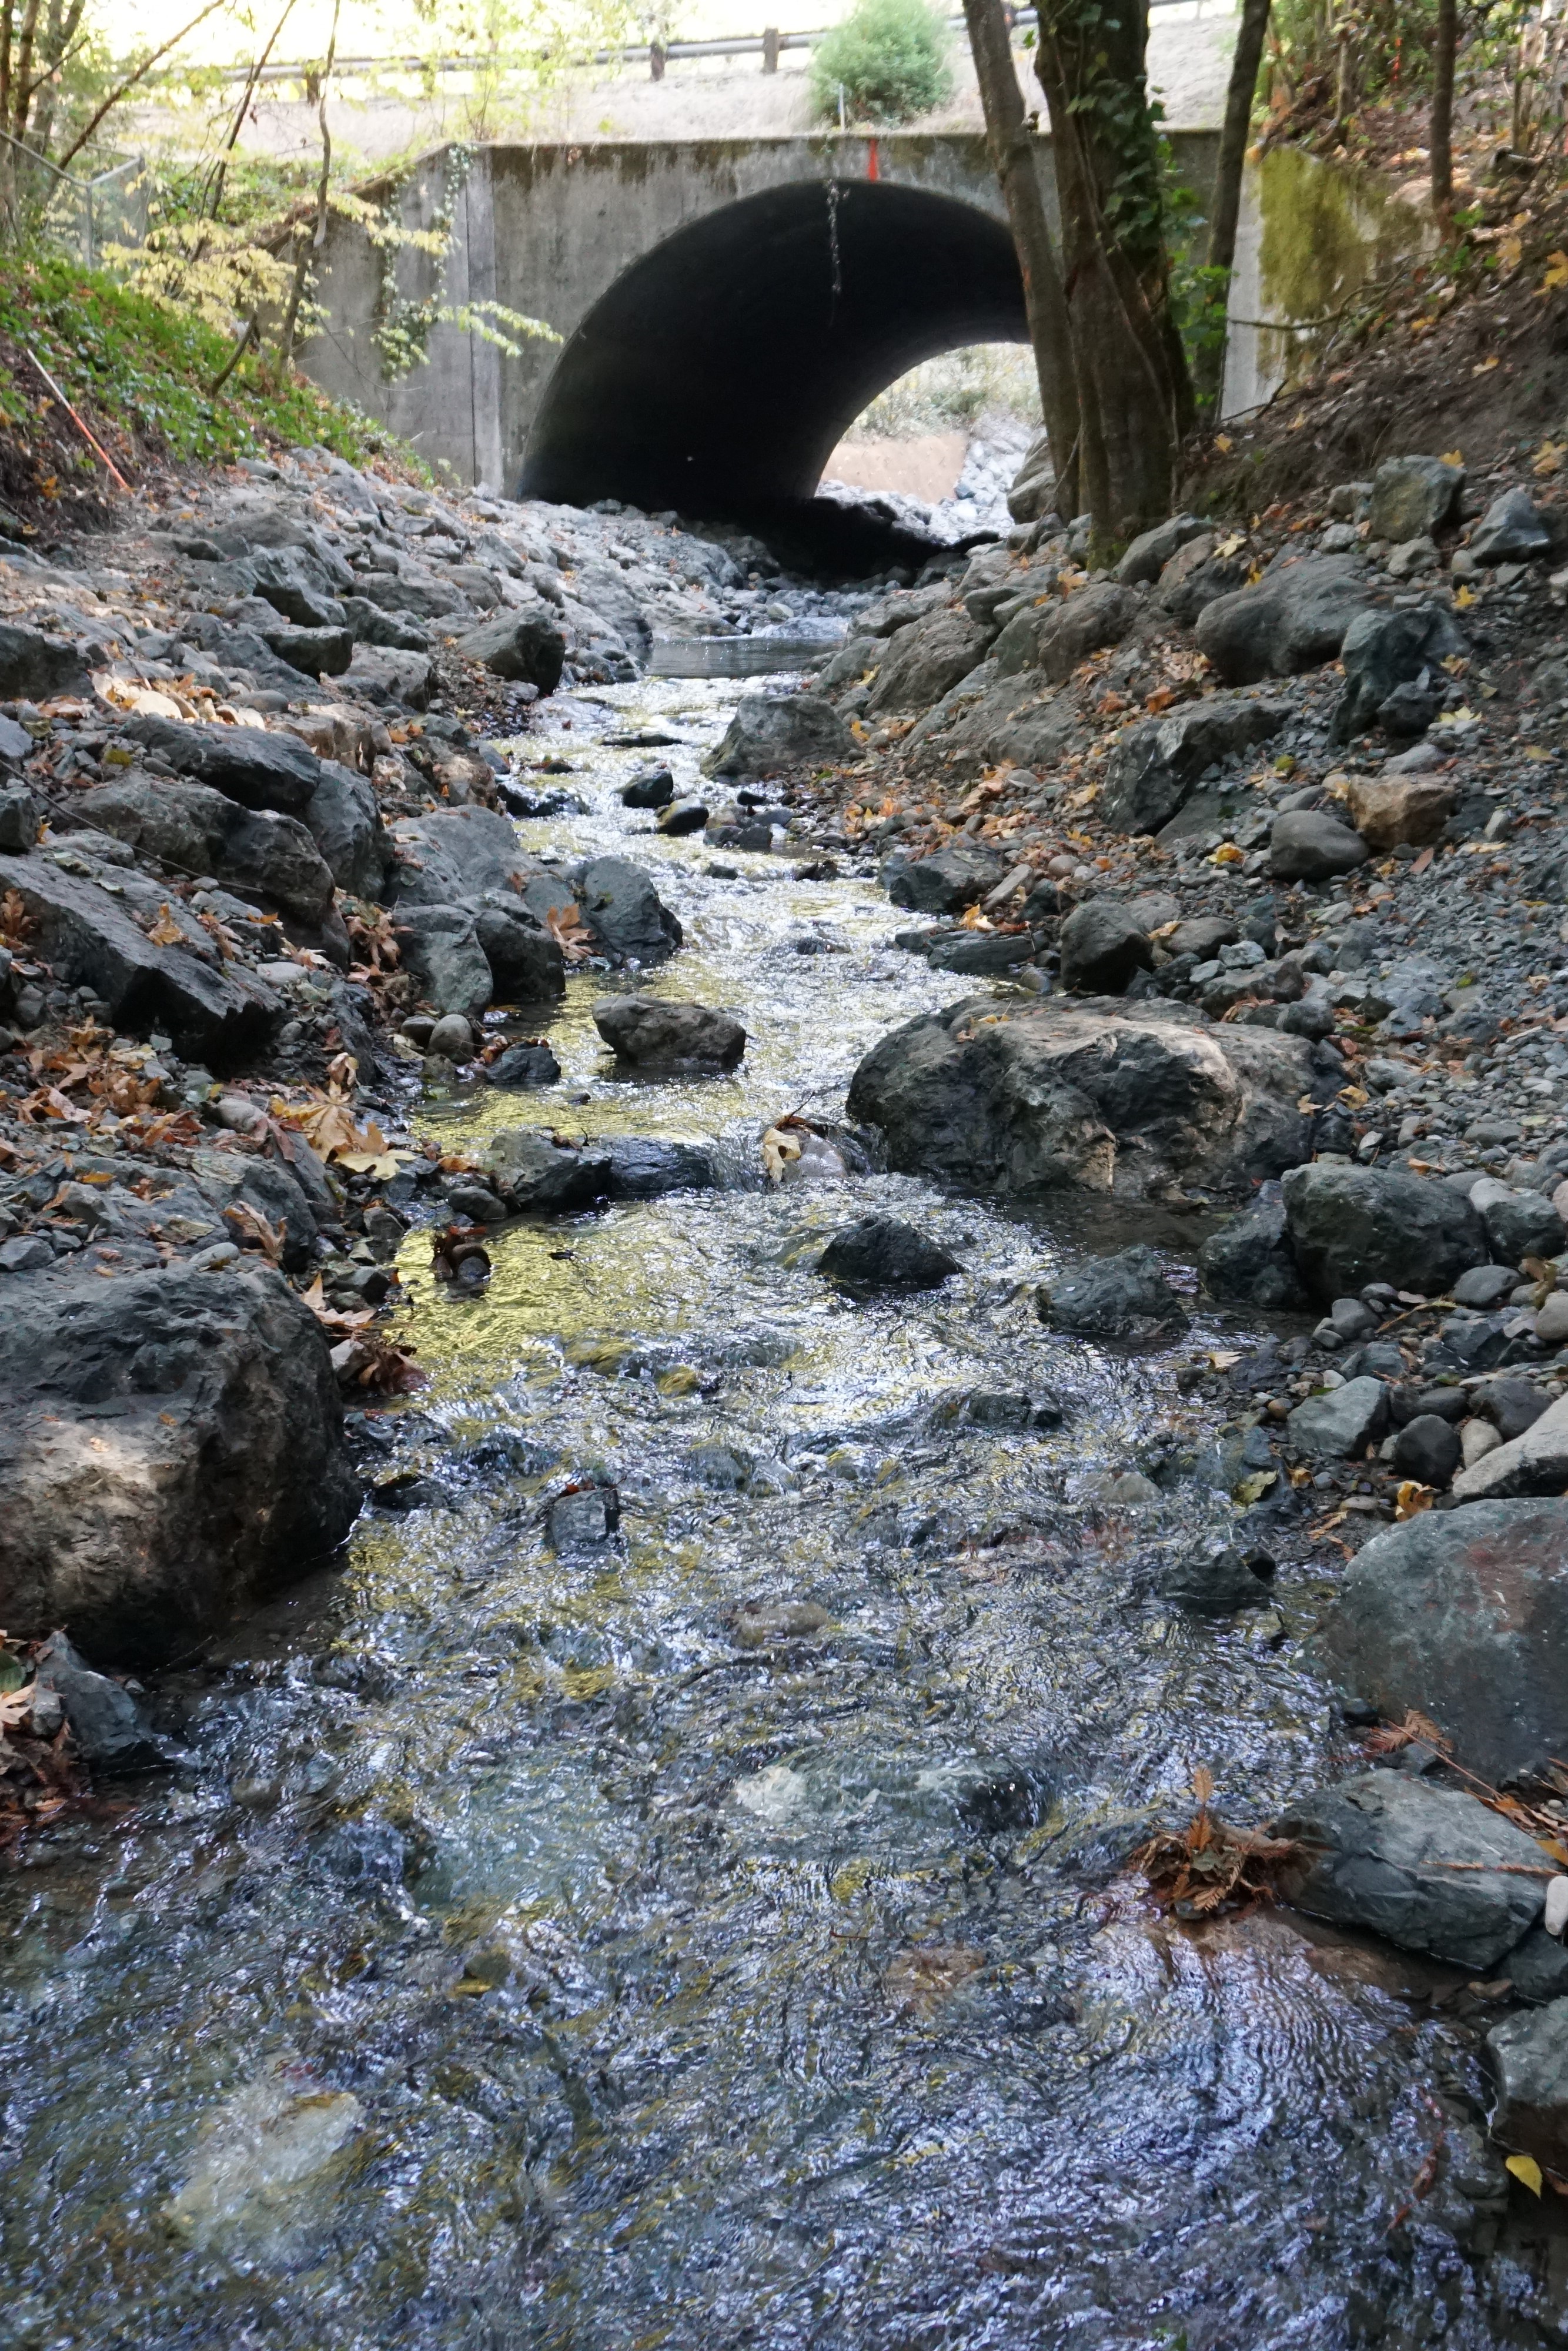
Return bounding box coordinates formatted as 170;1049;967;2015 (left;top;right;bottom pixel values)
456;606;566;693
1006;427;1056;523
1470;486;1552;565
0;621;90;700
344;646;437;710
1156;533;1251;626
1332;603;1467;742
1317;1499;1568;1781
848;995;1315;1202
490;1041;560;1089
0;781;38;851
1163;1540;1277;1613
1115;513;1209;585
390;803;524;909
993;580;1140;681
884;844;1006;915
251;618;353;677
1487;2004;1568;2171
1450;1395;1568;1503
570;854;682;964
0;1259;358;1665
339;595;430;651
1287;1374;1389;1457
302;761;393;899
1268;809;1371;881
1282;1163;1486;1300
1391;1413;1462;1486
482;1127;611;1212
75;774;335;925
817;1215;959;1290
1272;1774;1546;1968
1200;1195;1309;1309
349;566;463;621
1195;555;1378;684
1038;1244;1183;1340
1367;455;1465;543
1059;899;1153;994
390;904;492;1018
1469;1176;1565;1263
121;715;324;815
702;693;851;778
593;993;745;1069
864;607;992;714
602;1138;720;1198
1101;694;1290;835
473;899;565;1002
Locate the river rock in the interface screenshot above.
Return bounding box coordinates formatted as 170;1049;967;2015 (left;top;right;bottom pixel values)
345;646;437;709
1039;1245;1183;1341
593;993;745;1069
1344;771;1457;848
620;768;674;809
1392;1413;1462;1485
1199;1195;1309;1309
1059;900;1153;994
1156;533;1250;626
1163;1540;1276;1613
0;781;38;851
817;1215;959;1290
482;1126;612;1212
1471;486;1552;565
121;714;323;815
884;844;1007;916
473;901;565;1002
1100;694;1290;835
1469;1176;1565;1263
1282;1163;1486;1299
1332;603;1467;741
847;996;1315;1202
302;761;393;898
602;1137;720;1197
1506;1929;1568;2004
0;620;90;700
1368;455;1465;543
570;854;683;964
701;693;851;778
1195;554;1377;685
1288;1375;1389;1457
1487;2004;1568;2170
992;580;1139;682
340;595;429;651
253;618;353;677
865;607;992;714
389;804;527;909
1268;809;1371;881
1272;1774;1546;1967
1115;514;1209;584
31;1630;166;1769
391;904;492;1018
456;606;566;692
549;1484;620;1549
1450;1394;1568;1501
0;1259;359;1664
490;1041;560;1088
1318;1498;1568;1779
75;774;336;924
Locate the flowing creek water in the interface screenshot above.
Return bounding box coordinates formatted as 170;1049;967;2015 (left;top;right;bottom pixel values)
2;668;1565;2350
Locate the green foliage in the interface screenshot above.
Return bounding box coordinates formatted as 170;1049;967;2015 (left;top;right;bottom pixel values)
809;0;955;125
0;248;407;471
1160;149;1229;409
1268;0;1442;109
853;343;1041;436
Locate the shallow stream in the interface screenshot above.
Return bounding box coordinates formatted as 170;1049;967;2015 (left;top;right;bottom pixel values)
2;673;1565;2350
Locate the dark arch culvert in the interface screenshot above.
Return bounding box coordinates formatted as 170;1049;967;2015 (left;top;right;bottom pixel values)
517;178;1029;561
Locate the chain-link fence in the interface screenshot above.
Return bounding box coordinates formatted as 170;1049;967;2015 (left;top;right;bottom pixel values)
0;133;146;265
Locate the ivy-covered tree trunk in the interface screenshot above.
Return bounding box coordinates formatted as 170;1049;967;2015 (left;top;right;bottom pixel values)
1032;0;1195;540
962;0;1081;514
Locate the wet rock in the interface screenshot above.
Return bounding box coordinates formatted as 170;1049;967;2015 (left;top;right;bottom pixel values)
603;1138;721;1198
1487;2003;1568;2170
1451;1394;1568;1501
1368;455;1465;543
1038;1244;1184;1341
884;843;1005;915
1115;513;1209;584
1392;1413;1462;1485
1282;1164;1486;1300
0;620;90;700
732;1598;829;1645
656;798;708;837
1164;1540;1276;1613
490;1041;560;1089
1470;486;1551;564
865;606;992;714
1268;809;1371;881
1469;1177;1565;1263
456;606;566;692
1332;603;1467;741
992;580;1139;682
1319;1498;1568;1780
1059;899;1154;994
1100;694;1289;836
1273;1774;1545;1967
1195;554;1378;684
958;1389;1064;1429
483;1128;611;1213
687;1443;755;1491
31;1630;165;1769
0;1259;358;1664
76;774;335;924
620;768;674;810
1200;1195;1310;1310
818;1215;959;1290
473;900;565;1004
1506;1929;1568;2004
1344;770;1457;848
701;692;851;778
1288;1375;1389;1457
0;848;279;1070
570;854;683;964
165;2065;362;2248
848;996;1315;1202
924;929;1039;975
549;1484;620;1549
593;993;745;1069
122;714;322;815
426;1012;474;1059
391;904;492;1019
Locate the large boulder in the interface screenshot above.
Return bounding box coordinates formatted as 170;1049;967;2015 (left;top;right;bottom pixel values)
1195;555;1378;685
1469;1175;1565;1263
1100;694;1290;835
390;804;527;910
864;607;992;715
120;715;323;815
569;854;682;964
1272;1774;1546;1968
302;761;393;899
1332;602;1467;741
343;646;437;710
992;581;1140;682
1449;1395;1568;1502
0;1259;359;1666
0;620;91;700
390;904;492;1018
884;844;1006;915
1200;1194;1309;1309
847;996;1316;1202
1316;1499;1568;1783
75;774;335;925
1367;454;1465;544
455;606;566;693
1268;809;1371;881
1281;1163;1485;1300
473;899;565;1002
901;662;1079;782
1115;514;1209;585
1059;899;1153;994
1156;533;1251;626
1038;1244;1183;1340
1470;486;1551;565
593;993;745;1069
0;847;280;1070
702;693;851;778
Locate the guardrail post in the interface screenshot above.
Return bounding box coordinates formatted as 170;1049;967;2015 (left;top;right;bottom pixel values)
763;26;780;71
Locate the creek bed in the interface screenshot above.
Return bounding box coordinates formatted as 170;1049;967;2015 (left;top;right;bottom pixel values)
0;672;1562;2350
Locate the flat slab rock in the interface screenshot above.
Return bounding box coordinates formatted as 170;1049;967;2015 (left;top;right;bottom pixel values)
1272;1771;1547;1968
1316;1499;1568;1785
845;995;1318;1201
0;1258;360;1666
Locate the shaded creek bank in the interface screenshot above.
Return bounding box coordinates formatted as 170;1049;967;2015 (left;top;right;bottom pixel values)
3;671;1568;2350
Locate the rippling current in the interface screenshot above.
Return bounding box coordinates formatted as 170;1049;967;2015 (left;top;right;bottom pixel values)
2;673;1566;2351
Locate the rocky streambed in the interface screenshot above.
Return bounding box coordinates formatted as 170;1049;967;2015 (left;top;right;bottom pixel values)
3;452;1568;2347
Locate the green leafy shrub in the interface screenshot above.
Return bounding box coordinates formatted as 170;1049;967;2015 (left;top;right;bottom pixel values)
810;0;955;126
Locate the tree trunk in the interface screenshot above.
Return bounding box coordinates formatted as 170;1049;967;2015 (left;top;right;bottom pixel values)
1032;0;1195;541
961;0;1080;515
1196;0;1271;407
1431;0;1455;210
